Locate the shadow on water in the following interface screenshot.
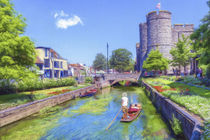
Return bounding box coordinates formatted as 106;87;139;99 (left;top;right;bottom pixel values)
0;86;177;140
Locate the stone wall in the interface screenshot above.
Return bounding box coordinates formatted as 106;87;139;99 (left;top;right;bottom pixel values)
0;85;96;127
172;24;194;45
141;81;203;140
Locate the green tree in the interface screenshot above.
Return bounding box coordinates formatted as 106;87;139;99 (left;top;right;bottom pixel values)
109;48;133;72
143;49;168;75
170;35;193;73
191;0;210;78
0;0;36;80
124;59;135;72
93;53;106;70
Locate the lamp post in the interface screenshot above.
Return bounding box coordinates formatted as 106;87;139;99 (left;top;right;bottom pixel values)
107;43;109;74
50;49;54;79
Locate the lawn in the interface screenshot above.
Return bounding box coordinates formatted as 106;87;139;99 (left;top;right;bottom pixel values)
0;83;91;111
143;77;210;121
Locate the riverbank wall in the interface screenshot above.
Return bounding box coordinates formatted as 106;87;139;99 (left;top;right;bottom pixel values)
141;80;203;140
0;85;96;128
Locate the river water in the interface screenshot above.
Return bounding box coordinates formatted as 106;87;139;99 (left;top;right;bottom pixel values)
0;87;175;140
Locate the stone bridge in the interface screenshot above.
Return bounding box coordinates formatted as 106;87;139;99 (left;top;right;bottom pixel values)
103;73;140;86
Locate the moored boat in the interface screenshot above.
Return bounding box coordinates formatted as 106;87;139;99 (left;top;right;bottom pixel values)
80;89;97;98
120;103;142;122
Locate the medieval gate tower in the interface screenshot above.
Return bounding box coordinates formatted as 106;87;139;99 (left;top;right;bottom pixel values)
136;10;194;72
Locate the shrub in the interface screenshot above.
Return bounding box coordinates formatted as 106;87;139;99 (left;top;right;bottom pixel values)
201;78;210;87
176;77;184;81
182;76;201;85
85;77;93;84
0;78;76;94
162;85;171;90
202;121;210;140
206;64;210;79
170;114;182;135
0;80;16;94
161;90;179;97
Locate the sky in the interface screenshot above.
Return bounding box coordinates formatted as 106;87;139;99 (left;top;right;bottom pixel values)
13;0;209;66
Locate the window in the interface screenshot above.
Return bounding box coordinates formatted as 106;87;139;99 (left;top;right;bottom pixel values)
54;61;59;68
45;48;48;57
44;59;50;67
60;71;64;77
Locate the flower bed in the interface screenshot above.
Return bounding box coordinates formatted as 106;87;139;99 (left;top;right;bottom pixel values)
48;89;71;95
144;77;210;120
152;86;177;93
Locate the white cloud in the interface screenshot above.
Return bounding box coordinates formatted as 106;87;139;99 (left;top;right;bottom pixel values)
53;10;83;29
56;15;83;29
54;10;69;19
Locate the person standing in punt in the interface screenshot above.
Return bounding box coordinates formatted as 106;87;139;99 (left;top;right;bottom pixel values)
121;92;128;119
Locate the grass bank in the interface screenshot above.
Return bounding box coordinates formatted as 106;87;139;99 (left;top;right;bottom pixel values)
0;83;91;111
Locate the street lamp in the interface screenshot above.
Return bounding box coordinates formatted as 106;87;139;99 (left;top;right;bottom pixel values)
50;49;54;79
107;42;109;74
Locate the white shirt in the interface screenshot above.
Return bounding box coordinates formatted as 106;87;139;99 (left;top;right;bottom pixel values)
122;97;128;107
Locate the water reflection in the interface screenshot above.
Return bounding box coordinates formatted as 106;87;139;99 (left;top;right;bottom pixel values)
0;87;174;140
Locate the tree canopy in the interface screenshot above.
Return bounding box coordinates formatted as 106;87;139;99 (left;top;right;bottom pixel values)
143;49;168;73
0;0;36;80
190;0;210;78
109;48;133;72
93;53;106;71
170;35;193;72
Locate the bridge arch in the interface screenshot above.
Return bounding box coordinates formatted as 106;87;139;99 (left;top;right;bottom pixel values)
110;78;138;86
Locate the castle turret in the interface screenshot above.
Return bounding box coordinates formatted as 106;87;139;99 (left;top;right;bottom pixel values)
139;23;147;71
146;10;173;59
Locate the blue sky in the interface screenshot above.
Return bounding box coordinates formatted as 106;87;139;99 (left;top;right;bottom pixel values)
13;0;209;66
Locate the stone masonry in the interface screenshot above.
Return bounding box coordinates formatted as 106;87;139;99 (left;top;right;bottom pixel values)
136;10;194;72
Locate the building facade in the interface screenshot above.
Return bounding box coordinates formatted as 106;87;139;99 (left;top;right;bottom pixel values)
136;10;194;73
35;47;68;78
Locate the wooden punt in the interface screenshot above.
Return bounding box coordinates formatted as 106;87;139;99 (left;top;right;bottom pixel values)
120;103;142;122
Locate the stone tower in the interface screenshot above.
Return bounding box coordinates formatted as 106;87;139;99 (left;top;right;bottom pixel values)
137;10;194;73
147;11;173;59
139;23;147;71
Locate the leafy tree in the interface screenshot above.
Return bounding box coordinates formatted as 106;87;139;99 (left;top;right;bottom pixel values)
0;0;36;80
170;35;193;73
93;53;106;70
124;59;135;72
109;48;133;72
143;49;168;75
191;0;210;78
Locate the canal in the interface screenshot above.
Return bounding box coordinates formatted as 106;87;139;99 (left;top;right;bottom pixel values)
0;87;175;140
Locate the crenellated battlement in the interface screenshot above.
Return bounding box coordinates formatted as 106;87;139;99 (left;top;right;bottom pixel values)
147;10;171;21
172;24;194;30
